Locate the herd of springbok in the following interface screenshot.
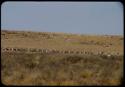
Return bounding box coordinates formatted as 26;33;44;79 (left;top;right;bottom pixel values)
1;47;120;57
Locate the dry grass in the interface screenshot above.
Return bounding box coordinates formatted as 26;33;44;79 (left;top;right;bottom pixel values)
1;30;123;86
1;30;123;54
1;52;123;86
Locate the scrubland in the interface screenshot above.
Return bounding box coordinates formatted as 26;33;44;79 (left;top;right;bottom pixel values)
1;30;123;54
1;30;124;86
1;52;123;86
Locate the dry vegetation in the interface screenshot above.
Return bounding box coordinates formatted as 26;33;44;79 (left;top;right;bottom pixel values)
1;52;123;86
1;30;123;54
1;30;124;86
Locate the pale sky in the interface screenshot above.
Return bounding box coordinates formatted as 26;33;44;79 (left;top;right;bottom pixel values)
1;2;123;35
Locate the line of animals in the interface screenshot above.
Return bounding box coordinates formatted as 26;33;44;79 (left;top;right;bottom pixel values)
1;47;121;57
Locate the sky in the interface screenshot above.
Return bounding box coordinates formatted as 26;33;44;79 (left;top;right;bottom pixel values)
1;2;123;35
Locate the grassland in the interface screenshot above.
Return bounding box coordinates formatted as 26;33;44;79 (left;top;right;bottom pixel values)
1;30;123;54
1;30;124;86
1;52;123;86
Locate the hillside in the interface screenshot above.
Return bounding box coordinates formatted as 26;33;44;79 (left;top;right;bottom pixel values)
1;30;124;86
1;30;123;55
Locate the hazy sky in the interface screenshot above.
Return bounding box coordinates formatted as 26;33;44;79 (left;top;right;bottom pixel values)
1;2;123;35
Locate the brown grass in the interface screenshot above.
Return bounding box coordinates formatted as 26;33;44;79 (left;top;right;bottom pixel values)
1;30;123;86
1;52;123;86
1;30;123;54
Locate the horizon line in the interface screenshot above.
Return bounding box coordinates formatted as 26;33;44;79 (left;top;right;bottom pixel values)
1;29;123;36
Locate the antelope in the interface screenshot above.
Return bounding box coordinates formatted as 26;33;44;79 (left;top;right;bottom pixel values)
76;51;80;54
70;50;74;54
